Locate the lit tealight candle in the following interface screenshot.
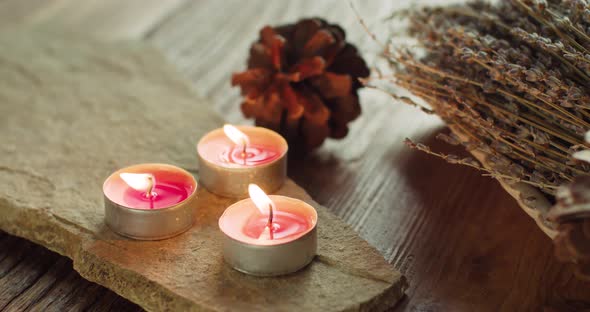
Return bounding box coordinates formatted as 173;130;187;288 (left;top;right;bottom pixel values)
103;163;197;240
197;125;288;198
219;184;318;276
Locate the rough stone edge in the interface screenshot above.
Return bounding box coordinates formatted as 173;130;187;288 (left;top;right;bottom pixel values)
450;125;558;239
75;247;203;312
0;200;201;311
308;196;408;312
357;275;407;312
0;186;405;312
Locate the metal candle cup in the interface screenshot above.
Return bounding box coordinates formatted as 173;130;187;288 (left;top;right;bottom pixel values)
103;163;197;240
196;126;287;198
218;194;318;276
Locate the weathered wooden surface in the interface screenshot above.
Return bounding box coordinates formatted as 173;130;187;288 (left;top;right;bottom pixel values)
0;29;405;311
1;0;590;311
451;126;558;239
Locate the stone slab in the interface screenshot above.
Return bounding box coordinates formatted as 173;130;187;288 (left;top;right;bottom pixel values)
0;28;406;311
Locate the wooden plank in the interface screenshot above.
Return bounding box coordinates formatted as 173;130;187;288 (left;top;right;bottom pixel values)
0;235;54;310
25;262;135;311
0;0;187;39
0;233;141;312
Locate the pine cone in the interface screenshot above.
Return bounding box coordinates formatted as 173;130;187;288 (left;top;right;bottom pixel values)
231;18;370;151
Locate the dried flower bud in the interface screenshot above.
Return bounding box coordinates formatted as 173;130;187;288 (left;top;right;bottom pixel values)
416;143;431;152
524;69;541;82
520;194;537;206
436;133;461;145
568;86;583;100
461;157;480;167
445;154;460;164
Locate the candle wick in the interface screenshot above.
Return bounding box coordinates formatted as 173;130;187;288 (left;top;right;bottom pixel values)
240;139;248;165
146;176;154;199
241;139;247;156
267;203;274;240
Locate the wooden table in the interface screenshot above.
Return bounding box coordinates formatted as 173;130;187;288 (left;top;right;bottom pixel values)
1;1;590;311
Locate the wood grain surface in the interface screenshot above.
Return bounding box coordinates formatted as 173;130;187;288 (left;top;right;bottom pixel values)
1;0;590;311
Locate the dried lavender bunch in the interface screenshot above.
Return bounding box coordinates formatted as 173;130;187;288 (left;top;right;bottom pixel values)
387;0;590;196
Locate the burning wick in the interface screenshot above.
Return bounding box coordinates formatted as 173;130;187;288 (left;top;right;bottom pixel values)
267;203;274;227
145;175;154;199
120;172;156;199
267;203;274;240
223;124;250;158
248;184;275;240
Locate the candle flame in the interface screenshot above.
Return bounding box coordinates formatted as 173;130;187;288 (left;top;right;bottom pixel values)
249;184;275;240
223;124;250;148
248;184;274;215
120;173;155;194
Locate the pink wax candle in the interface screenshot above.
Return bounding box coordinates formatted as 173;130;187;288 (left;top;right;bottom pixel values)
200;124;284;168
219;184;317;276
103;163;197;240
103;164;195;210
197;125;288;198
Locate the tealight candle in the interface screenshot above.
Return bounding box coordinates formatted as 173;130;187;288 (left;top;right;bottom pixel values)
219;184;317;276
103;163;197;240
197;125;287;198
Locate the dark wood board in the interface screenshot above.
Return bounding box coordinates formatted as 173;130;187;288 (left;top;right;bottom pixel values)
1;0;590;311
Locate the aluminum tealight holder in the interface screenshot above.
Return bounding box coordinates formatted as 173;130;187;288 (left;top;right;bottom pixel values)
102;163;198;240
218;195;318;276
197;126;288;198
222;227;317;276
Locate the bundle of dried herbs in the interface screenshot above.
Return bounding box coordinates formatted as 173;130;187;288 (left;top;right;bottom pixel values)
387;0;590;195
383;0;590;277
